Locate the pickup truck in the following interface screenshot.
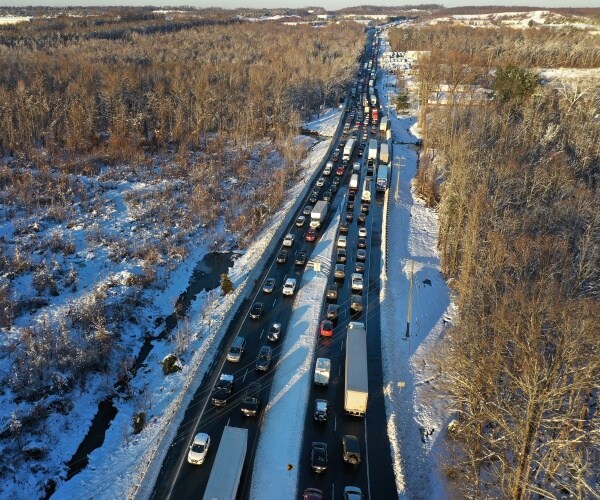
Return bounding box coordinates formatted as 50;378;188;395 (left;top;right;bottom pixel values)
314;358;331;385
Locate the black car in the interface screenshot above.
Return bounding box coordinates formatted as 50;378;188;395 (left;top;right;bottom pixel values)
211;374;234;406
340;222;349;234
309;193;318;204
337;249;347;264
295;251;308;266
255;346;272;372
355;262;365;274
322;191;333;202
276;250;288;264
330;183;338;194
361;203;369;214
241;395;261;417
342;434;361;465
311;442;328;473
326;304;339;321
357;145;365;157
314;399;329;422
357;238;367;249
249;302;264;319
348;191;356;201
347;201;355;211
332;177;341;187
346;212;354;222
357;213;367;225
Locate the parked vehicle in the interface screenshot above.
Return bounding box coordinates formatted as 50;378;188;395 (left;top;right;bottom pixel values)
349;173;359;192
255;346;272;372
283;234;295;247
314;358;331;385
282;278;297;296
227;336;246;363
305;228;317;242
310;200;329;229
311;442;328;473
314;399;329;422
187;432;210;465
379;142;389;165
267;323;282;342
342;434;361;465
320;319;334;337
249;302;264;319
202;426;247;500
377;164;390;191
367;139;378;161
211;373;234;406
345;323;368;416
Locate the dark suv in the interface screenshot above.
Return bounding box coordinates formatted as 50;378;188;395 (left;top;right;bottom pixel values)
311;442;328;473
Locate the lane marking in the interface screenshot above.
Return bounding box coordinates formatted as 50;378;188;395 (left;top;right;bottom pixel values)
365;417;372;500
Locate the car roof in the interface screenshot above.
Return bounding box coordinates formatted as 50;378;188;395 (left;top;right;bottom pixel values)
193;432;209;444
219;373;234;382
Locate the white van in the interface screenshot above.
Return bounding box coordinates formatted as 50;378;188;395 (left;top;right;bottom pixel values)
337;235;347;248
323;161;333;176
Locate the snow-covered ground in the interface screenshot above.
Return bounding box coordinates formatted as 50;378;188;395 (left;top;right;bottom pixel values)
378;33;454;499
1;111;341;500
249;211;339;498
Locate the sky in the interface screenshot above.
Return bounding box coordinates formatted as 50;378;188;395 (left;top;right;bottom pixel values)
4;1;600;10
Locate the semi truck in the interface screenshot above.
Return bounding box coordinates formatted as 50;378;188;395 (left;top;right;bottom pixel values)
202;426;248;500
343;138;356;162
379;142;389;165
310;200;329;229
367;139;378;161
344;323;368;416
377;164;390;192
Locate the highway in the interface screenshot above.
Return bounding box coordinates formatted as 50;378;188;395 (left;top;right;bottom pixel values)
149;28;396;500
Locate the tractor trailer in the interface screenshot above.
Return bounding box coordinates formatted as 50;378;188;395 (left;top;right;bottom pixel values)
344;322;368;416
310;200;329;229
202;426;248;500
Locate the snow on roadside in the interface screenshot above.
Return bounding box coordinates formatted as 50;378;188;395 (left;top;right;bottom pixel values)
249;210;339;500
49;111;342;500
377;34;453;499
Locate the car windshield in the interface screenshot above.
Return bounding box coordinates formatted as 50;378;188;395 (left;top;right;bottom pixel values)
191;443;205;453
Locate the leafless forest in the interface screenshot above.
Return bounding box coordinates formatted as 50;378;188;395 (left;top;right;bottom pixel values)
391;24;599;499
0;10;361;481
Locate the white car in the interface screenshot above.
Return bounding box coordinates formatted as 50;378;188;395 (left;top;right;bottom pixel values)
187;432;210;465
351;273;364;291
283;234;295;247
283;278;297;296
358;227;368;238
316;177;326;187
337;235;347;248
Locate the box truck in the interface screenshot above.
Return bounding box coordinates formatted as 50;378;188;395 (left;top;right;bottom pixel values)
377;164;390;192
310;201;329;229
343;138;356;162
367;139;378;161
202;426;248;500
379;142;389;165
344;323;368;416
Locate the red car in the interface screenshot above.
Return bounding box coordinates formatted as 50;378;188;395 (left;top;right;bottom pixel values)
320;319;334;337
306;228;317;242
336;166;345;176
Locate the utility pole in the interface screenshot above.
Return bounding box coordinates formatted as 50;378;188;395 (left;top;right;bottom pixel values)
406;260;414;339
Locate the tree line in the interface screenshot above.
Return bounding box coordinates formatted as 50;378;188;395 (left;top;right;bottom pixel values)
390;23;600;498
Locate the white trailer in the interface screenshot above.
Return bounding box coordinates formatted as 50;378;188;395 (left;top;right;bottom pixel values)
310;200;329;229
314;358;331;386
379;142;389;165
343;138;356;162
376;164;390;192
202;426;248;500
379;116;389;133
344;324;368;416
367;139;378;161
349;173;359;192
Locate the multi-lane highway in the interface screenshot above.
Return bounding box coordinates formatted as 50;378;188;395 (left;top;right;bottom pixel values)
149;28;396;499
